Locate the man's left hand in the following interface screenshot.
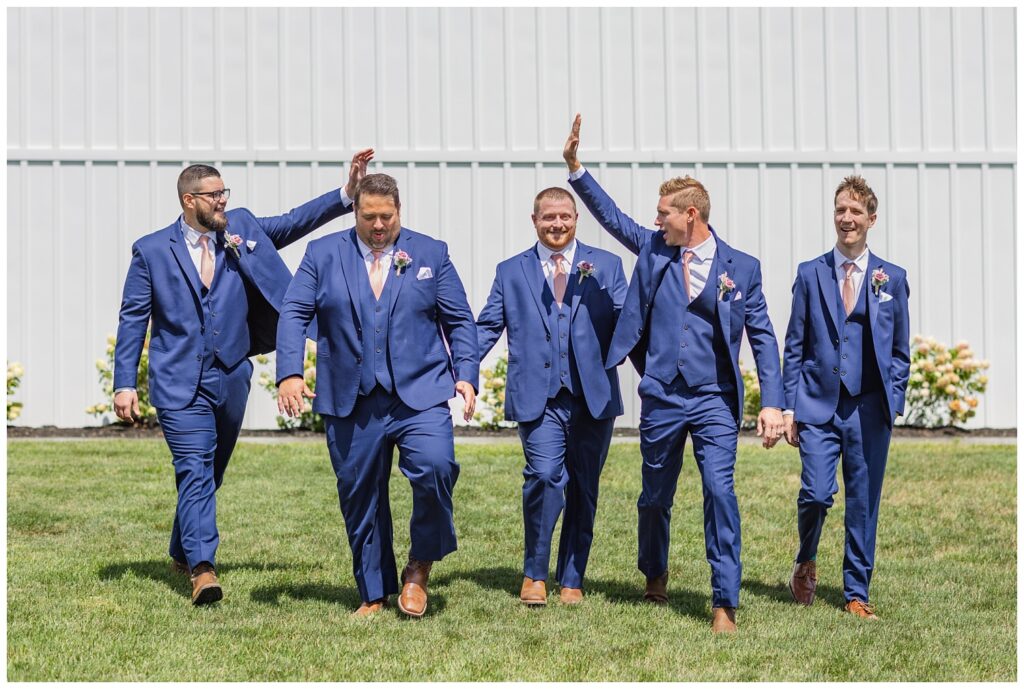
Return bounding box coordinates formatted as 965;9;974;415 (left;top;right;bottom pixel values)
757;407;784;449
455;381;476;422
344;148;375;199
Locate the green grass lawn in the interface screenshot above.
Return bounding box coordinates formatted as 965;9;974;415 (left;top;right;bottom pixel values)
7;439;1016;681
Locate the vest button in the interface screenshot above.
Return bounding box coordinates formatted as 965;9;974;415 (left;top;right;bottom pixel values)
214;330;219;336
561;333;567;339
200;327;205;334
356;358;362;364
196;355;202;361
833;367;839;374
844;337;849;343
842;353;847;359
684;325;689;331
546;335;551;341
544;362;551;368
376;327;381;333
678;360;685;367
561;352;567;358
637;328;643;335
841;370;846;376
376;348;382;353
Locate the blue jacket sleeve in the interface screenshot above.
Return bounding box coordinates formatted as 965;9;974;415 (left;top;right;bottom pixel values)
255;188;352;250
889;273;911;417
569;170;653;256
782;269;809;412
475;270;506;361
743;260;784;409
435;247;480;391
113;243;153;391
611;256;628;316
276;245;318;384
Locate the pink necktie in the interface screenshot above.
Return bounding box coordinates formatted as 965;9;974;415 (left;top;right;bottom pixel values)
842;261;856;315
370;250;385;300
552;253;567;305
682;249;694;303
199;235;214;289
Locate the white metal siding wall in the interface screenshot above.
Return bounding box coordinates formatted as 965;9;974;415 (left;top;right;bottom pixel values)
7;7;1017;429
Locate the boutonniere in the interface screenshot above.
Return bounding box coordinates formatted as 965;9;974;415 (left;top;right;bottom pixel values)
576;260;596;284
717;272;736;301
870;268;889;296
224;233;243;259
393;250;412;275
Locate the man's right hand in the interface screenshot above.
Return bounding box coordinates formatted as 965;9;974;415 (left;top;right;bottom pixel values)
783;415;800;447
563;113;582;173
278;376;316;417
114;390;141;423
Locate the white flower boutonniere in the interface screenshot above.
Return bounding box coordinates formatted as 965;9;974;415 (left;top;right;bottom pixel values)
717;272;736;301
224;233;243;259
871;268;890;296
394;250;413;275
576;260;596;284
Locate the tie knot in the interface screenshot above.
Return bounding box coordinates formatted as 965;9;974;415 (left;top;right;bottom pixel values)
843;260;856;277
198;234;210;248
371;249;384;261
683;249;694;265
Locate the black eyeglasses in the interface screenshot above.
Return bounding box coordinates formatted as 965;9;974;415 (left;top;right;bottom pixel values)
189;189;231;202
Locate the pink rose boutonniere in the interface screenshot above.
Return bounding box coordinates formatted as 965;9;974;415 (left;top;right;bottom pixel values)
717;272;736;301
224;233;243;259
576;260;596;284
394;250;413;275
871;268;889;296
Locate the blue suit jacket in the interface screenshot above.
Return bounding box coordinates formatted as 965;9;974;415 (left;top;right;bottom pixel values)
570;170;784;420
476;241;628;422
276;227;480;418
782;251;911;426
114;188;351;411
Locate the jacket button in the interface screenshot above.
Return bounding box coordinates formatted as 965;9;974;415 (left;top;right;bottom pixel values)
546;334;551;341
356;358;362;364
200;327;205;334
833;367;839;374
637;328;643;336
544;362;551;368
196;355;202;361
833;340;838;346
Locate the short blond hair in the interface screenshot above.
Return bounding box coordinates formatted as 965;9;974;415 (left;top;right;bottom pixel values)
834;175;878;215
659;176;711;222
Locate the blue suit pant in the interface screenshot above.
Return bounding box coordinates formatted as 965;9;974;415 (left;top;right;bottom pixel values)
517;389;614;588
323;388;460;604
796;389;891;603
636;376;741;608
158;358;253;570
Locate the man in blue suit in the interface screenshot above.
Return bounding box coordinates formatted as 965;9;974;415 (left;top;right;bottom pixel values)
113;149;374;605
476;187;628;606
563;115;784;633
276;173;479;618
782;175;910;620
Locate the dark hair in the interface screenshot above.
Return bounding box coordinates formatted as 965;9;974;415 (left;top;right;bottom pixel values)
835;175;878;215
532;187;577;215
177;164;221;203
354;173;401;209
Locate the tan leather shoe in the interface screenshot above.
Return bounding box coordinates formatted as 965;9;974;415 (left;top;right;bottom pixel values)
190;563;222;606
397;558;432;617
352;598;387;618
644;571;668;605
559;587;583;605
789;560;817;606
844;599;879;620
520;577;547;605
711;606;737;633
171;559;191;577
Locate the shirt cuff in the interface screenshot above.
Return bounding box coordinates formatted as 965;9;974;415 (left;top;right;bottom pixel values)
782;409;794;416
340;188;354;207
114;388;136;395
568;166;587;182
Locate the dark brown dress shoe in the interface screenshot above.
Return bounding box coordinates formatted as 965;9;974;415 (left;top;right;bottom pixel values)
789;560;817;606
711;606;737;633
398;557;432;617
644;572;668;605
844;599;879;620
190;563;223;606
171;559;191;577
559;587;583;605
520;577;547;605
352;597;387;617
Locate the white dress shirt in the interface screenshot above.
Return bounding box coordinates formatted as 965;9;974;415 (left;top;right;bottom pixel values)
833;245;871;297
681;233;716;301
179;218;219;275
355;235;395;286
536;238;577;296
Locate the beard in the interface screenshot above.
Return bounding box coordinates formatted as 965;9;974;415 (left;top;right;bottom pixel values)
196;204;228;231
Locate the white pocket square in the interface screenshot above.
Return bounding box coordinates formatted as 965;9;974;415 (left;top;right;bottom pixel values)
246;240;257;251
733;291;742;301
417;267;433;280
879;291;893;303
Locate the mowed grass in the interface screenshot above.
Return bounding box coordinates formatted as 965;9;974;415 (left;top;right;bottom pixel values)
7;438;1016;681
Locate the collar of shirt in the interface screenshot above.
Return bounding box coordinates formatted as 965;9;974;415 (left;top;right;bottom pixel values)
179;216;215;249
833;245;870;277
536;238;577;269
355;235;395;261
683;233;716;264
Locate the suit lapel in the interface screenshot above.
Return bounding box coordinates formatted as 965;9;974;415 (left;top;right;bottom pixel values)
712;235;733;338
388;229;412;318
338;231;363;328
867;255;881;333
168;224;204;301
569;243;591;323
521;247;551;335
647;235;676;308
816;253;842;335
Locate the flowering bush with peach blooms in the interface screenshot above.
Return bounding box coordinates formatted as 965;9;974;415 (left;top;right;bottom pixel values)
7;361;24;422
88;334;159;426
903;335;989;427
256;340;323;432
473;353;515;430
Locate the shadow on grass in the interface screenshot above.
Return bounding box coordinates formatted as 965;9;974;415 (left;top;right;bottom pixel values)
249;581;450;618
742;577;847;609
433;565;710;621
98;559;288;599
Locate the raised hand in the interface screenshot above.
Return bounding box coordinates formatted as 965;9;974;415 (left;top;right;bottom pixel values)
563;113;582;173
345;147;376;199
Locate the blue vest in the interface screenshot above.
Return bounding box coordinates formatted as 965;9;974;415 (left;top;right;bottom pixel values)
357;250;396;396
835;278;882;397
645;252;735;393
199;245;242;371
542;279;582;398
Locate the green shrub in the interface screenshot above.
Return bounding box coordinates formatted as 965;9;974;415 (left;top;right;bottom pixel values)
88;334;158;427
256;341;323;432
7;361;24;422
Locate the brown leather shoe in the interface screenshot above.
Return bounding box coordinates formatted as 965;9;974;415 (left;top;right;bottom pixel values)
352;598;387;617
397;558;432;617
789;560;817;606
711;606;737;633
190;563;222;606
559;587;583;605
844;599;879;620
520;577;547;605
644;572;668;605
171;559;191;577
